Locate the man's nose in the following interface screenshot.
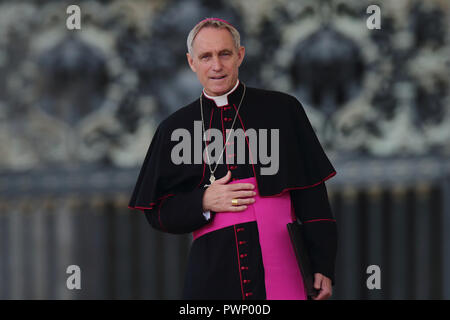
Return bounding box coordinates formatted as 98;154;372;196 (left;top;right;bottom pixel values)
211;55;223;71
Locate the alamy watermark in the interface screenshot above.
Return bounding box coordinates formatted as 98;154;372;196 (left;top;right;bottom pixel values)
366;5;381;30
366;264;381;290
66;265;81;290
66;5;81;30
67;4;380;31
171;121;279;176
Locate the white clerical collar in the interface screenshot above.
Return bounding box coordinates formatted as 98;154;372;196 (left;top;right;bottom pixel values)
203;80;240;107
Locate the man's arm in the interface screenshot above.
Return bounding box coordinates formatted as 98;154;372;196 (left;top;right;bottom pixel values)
290;182;338;284
144;171;255;234
144;187;213;234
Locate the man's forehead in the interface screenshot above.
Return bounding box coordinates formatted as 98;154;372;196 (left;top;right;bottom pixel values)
193;27;235;53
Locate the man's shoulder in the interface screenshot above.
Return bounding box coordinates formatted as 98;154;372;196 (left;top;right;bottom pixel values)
246;86;303;118
247;86;301;106
159;99;199;131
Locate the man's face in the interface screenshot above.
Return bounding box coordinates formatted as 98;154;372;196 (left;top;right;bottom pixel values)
187;27;245;96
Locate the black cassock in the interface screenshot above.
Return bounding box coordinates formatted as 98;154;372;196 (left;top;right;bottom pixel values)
128;81;337;300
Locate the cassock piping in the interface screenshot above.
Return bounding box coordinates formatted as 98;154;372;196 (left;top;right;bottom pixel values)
233;225;246;300
220;104;231;173
234;102;258;182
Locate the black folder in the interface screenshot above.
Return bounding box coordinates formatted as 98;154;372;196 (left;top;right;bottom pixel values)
287;221;319;299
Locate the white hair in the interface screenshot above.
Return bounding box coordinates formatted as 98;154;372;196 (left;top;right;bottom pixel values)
187;18;241;56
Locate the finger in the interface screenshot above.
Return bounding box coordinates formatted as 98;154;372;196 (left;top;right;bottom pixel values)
316;288;331;300
216;171;232;184
312;277;332;300
228;205;247;212
231;190;256;198
229;183;255;191
233;198;255;205
312;289;326;300
322;280;332;299
227;197;255;207
314;275;323;291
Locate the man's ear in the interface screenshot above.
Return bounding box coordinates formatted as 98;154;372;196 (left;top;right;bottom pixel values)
186;53;197;72
237;46;245;67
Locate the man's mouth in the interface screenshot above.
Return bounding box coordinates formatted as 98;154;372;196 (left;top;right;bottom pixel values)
210;75;227;80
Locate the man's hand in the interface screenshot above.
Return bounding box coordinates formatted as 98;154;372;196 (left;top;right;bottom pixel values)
311;273;332;300
202;171;256;213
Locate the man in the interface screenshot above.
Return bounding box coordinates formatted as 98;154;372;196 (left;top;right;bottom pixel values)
128;18;337;300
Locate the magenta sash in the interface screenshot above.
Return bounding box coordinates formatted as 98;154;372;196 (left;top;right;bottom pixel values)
193;177;307;300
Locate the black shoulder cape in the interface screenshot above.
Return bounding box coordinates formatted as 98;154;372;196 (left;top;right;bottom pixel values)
128;82;336;210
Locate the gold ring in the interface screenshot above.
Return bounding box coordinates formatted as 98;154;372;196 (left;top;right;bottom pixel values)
231;199;239;206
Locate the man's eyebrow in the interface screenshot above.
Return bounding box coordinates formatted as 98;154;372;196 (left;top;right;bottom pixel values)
197;49;233;58
198;51;211;58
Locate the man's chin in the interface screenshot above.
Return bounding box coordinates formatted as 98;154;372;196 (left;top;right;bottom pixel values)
205;83;233;96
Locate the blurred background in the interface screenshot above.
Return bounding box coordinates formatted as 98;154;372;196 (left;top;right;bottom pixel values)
0;0;449;299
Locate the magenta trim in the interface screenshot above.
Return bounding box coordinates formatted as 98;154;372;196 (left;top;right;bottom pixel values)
128;193;175;211
304;218;336;224
233;226;245;300
220;107;230;172
266;171;337;197
157;195;173;232
234;103;258;183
